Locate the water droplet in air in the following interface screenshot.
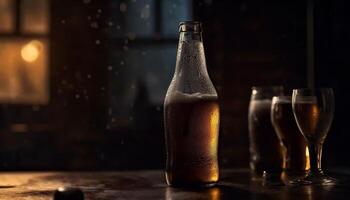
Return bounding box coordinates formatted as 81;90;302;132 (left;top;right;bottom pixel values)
87;74;92;79
83;0;91;3
32;106;41;111
95;40;101;45
90;21;99;28
141;5;150;19
120;2;127;12
120;61;124;66
108;65;113;71
116;25;121;30
97;9;102;13
107;21;114;26
87;16;92;20
61;19;66;24
75;94;80;99
127;32;136;40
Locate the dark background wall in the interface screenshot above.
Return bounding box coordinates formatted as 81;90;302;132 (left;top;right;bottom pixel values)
0;0;348;170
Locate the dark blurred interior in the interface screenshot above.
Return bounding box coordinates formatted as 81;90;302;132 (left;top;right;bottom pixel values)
0;0;348;170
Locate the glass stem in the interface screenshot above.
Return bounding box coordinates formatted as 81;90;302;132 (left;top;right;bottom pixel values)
308;142;323;175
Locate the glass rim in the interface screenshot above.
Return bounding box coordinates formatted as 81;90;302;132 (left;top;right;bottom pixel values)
272;95;292;100
292;88;333;92
272;96;291;103
251;85;283;91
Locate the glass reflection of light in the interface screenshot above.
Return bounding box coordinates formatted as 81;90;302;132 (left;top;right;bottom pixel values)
21;40;42;62
165;187;221;200
305;146;310;170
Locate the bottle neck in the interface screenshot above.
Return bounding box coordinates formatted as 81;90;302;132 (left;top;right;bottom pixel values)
168;28;217;95
175;32;207;75
179;31;202;42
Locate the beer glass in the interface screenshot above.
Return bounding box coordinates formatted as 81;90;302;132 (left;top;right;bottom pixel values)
248;86;284;179
271;96;310;182
291;88;336;185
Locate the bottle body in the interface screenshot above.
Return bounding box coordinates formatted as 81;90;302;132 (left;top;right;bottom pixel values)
164;21;219;187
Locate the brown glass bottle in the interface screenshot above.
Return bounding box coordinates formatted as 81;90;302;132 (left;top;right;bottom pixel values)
164;21;219;187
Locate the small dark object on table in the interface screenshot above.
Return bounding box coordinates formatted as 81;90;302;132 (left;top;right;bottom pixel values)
54;187;84;200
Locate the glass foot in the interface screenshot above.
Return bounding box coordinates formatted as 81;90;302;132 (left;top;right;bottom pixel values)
261;171;285;186
288;172;337;186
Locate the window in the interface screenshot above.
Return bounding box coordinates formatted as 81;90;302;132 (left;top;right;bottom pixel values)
0;0;49;104
106;0;192;130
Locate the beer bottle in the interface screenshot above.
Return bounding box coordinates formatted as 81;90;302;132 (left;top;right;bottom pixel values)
164;21;220;187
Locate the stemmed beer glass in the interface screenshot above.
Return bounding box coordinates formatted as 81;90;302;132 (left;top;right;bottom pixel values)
291;88;336;185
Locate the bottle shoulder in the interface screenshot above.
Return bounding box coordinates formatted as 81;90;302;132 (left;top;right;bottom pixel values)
165;75;218;104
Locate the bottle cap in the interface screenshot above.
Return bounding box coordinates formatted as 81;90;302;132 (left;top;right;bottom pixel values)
179;21;202;33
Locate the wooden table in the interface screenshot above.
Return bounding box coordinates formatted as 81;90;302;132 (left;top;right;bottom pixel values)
0;169;349;199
